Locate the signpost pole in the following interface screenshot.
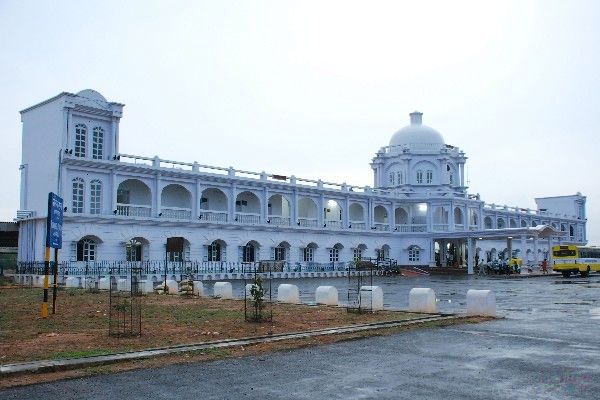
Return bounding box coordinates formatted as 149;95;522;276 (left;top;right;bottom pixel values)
41;246;50;318
52;248;58;314
43;192;63;318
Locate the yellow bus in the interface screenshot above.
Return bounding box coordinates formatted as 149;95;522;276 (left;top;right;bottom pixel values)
552;245;600;277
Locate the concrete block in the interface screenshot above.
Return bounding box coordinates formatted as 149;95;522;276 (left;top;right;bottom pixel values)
466;289;496;317
315;286;338;306
165;280;178;295
65;276;80;288
139;280;155;293
193;281;204;296
359;286;384;311
98;277;110;290
277;284;300;304
85;276;97;290
213;281;233;299
117;279;129;292
408;288;437;313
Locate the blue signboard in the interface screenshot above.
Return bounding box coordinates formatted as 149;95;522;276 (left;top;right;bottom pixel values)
46;192;63;249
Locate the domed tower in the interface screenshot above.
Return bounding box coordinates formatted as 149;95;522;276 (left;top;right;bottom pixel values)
371;111;468;195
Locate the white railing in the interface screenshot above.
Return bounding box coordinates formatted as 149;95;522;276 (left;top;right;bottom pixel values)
349;222;366;230
268;215;290;226
199;210;228;222
433;224;449;232
373;222;390;231
161;207;192;220
235;212;261;224
325;220;343;229
116;204;152;217
454;223;465;231
395;224;428;232
469;224;478;230
298;218;318;228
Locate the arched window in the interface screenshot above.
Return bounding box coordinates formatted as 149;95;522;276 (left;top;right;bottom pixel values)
353;247;362;261
408;245;420;262
74;124;87;157
92;127;104;159
389;172;395;186
426;170;433;184
72;178;84;213
416;170;423;184
301;243;317;262
126;239;143;261
77;238;96;261
207;240;222;261
397;171;403;185
242;241;257;262
90;180;101;214
329;246;339;262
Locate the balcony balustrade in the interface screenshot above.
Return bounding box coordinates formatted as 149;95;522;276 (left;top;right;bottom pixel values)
395;224;427;232
433;224;449;232
372;222;390;231
267;215;290;226
199;210;228;222
325;220;343;229
116;203;152;217
454;223;465;231
235;212;261;224
349;222;366;230
161;207;192;220
298;218;318;228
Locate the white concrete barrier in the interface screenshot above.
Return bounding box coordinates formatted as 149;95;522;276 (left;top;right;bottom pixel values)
359;286;384;311
98;277;110;290
315;286;338;306
408;288;437;313
466;289;496;317
213;282;233;299
277;284;300;304
165;280;179;295
117;279;129;292
65;276;80;288
140;280;155;293
193;281;204;297
85;276;97;290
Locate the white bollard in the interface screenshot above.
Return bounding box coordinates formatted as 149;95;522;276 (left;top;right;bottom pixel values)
117;278;129;292
65;276;79;288
193;281;204;297
359;286;384;311
98;277;110;290
213;282;233;299
466;289;496;317
165;280;179;295
315;286;338;306
277;284;300;304
408;288;437;313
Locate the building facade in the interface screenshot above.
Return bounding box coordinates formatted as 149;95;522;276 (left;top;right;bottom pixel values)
15;90;587;273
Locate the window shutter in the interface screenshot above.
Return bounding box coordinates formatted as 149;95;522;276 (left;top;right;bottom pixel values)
202;245;208;262
70;241;77;261
221;245;226;262
299;248;304;262
238;246;243;262
270;247;275;260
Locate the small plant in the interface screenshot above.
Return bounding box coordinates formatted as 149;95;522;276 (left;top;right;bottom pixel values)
249;276;265;322
114;299;131;313
67;288;77;297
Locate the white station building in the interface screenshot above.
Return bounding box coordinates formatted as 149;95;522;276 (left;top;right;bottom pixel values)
15;89;587;274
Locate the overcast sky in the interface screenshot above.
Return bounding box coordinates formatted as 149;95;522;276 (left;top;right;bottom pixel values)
1;0;599;243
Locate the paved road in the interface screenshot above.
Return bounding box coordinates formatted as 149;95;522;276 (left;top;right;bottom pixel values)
2;275;599;399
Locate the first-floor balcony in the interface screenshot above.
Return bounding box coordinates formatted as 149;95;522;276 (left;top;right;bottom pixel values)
372;222;390;231
116;203;152;218
395;224;427;232
199;210;228;222
349;221;366;230
235;212;260;224
267;215;290;226
433;224;449;232
454;223;465;231
325;220;343;229
298;218;318;228
160;207;192;220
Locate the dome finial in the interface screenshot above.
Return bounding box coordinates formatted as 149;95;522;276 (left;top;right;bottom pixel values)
409;111;423;125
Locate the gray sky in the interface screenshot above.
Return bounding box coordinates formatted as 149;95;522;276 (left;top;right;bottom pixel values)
1;0;599;244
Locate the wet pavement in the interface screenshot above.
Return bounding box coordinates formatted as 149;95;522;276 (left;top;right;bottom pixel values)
1;275;599;399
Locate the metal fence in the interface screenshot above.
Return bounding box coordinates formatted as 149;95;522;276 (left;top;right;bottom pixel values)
15;260;358;277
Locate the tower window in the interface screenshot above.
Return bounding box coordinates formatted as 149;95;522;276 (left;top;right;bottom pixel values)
72;178;84;213
389;172;395;186
426;170;433;184
74;124;87;158
416;170;423;184
92;127;104;159
90;180;102;214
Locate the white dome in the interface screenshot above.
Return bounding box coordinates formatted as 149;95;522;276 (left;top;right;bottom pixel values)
76;89;107;102
389;111;444;147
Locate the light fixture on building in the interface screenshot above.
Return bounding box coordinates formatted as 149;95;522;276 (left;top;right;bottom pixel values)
158;212;162;216
418;203;428;212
